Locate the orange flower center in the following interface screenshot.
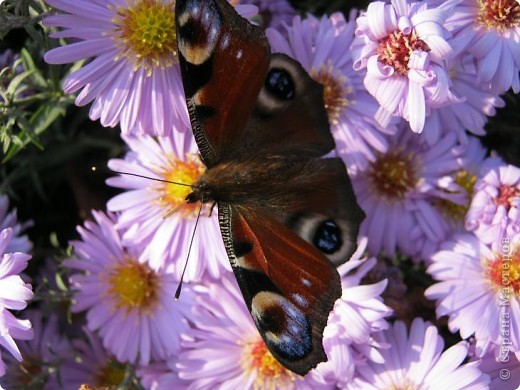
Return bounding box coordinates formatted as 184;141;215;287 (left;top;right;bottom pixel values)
495;184;520;210
487;242;520;295
242;338;295;389
155;154;205;218
477;0;520;33
378;30;431;75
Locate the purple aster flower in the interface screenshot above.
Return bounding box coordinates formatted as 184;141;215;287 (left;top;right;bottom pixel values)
0;195;32;254
479;347;520;390
43;0;255;136
106;133;230;279
351;0;461;134
351;124;465;259
60;328;133;388
64;211;193;366
423;54;506;145
0;227;34;377
236;0;296;30
349;318;490;389
443;0;520;94
0;310;70;389
268;12;397;173
465;157;520;247
425;232;520;355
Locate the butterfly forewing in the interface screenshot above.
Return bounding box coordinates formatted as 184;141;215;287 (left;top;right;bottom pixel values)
175;0;270;167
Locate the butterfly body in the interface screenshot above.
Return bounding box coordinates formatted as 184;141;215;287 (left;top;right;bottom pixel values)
176;0;365;376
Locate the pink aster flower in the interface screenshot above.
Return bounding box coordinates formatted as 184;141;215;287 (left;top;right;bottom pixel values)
0;310;70;389
465;157;520;247
106;133;230;279
351;124;466;259
43;0;255;136
0;228;34;377
351;0;461;134
60;328;133;388
425;232;520;355
349;318;490;389
443;0;520;94
64;211;193;366
268;12;396;173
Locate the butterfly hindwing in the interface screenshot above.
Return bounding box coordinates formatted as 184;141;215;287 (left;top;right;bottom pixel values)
175;0;270;167
218;202;341;375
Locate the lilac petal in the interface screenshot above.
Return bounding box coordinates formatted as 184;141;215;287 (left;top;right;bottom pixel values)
44;39;112;64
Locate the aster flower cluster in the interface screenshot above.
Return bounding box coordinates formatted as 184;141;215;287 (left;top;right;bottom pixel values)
0;0;519;388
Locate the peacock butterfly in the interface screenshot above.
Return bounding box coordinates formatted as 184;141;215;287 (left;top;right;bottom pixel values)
175;0;365;375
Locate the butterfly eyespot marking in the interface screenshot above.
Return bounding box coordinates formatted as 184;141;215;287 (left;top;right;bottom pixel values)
287;214;355;265
313;219;342;254
177;3;221;66
251;291;312;360
266;68;295;100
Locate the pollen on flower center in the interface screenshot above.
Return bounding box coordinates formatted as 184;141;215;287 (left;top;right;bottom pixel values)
311;61;352;125
369;150;418;200
436;170;477;224
242;338;295;386
477;0;520;33
105;257;160;315
111;0;177;74
156;154;205;217
377;30;431;75
487;245;520;295
495;184;520;210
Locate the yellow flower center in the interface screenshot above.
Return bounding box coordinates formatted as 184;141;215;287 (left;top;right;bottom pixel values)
311;61;353;125
242;338;295;389
487;242;520;295
377;30;431;75
93;360;127;387
105;257;160;315
477;0;520;33
111;0;177;75
436;170;477;224
155;154;205;217
369;150;419;201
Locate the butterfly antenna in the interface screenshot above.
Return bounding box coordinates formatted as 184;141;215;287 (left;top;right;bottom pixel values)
91;166;194;188
175;200;204;300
